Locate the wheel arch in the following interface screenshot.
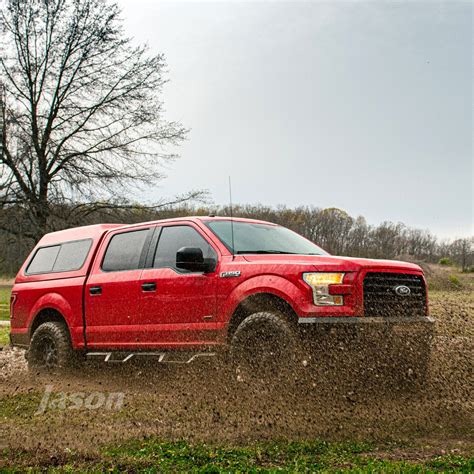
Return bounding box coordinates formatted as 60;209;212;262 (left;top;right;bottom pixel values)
227;292;298;342
223;274;302;342
30;308;70;341
27;291;84;348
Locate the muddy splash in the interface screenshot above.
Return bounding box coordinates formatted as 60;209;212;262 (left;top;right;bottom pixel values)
0;291;472;460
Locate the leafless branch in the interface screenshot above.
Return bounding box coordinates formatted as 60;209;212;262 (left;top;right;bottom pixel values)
0;0;188;240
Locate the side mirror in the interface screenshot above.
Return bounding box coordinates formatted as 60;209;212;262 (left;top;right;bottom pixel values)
176;247;215;273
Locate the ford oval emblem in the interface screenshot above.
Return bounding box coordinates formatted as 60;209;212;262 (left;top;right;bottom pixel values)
394;285;411;297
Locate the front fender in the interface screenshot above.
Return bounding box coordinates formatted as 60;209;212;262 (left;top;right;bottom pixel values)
221;274;303;321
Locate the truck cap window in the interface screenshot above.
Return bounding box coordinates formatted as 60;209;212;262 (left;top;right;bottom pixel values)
102;229;149;272
26;239;92;275
154;225;216;270
207;221;328;255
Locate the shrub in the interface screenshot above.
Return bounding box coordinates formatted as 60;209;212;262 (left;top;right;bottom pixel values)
438;257;451;266
448;274;462;288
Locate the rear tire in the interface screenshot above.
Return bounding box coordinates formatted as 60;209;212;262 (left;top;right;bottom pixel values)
28;322;75;372
230;311;301;384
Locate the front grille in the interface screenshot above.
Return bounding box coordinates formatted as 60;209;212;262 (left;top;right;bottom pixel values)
363;272;426;317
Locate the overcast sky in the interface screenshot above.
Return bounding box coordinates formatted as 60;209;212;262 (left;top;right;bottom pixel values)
117;0;472;239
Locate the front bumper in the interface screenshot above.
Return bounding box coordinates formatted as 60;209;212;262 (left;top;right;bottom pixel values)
297;316;434;342
298;316;434;325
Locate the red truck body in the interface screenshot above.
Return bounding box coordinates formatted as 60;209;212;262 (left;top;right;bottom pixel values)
10;217;431;358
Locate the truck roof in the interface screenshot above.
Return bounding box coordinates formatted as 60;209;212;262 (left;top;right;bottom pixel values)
38;217;277;246
38;224;123;246
110;215;278;232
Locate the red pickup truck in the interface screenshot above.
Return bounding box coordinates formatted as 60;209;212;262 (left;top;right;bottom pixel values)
9;216;433;378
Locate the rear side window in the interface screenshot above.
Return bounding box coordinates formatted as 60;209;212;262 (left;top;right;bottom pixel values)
54;240;93;272
102;229;149;272
26;239;92;275
27;246;61;274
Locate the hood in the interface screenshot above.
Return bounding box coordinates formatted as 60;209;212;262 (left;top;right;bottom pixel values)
241;254;423;273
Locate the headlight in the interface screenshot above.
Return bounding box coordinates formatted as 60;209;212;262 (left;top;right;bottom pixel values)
303;272;345;306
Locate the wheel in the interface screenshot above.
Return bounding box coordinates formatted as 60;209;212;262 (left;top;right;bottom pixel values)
28;321;75;372
229;311;301;384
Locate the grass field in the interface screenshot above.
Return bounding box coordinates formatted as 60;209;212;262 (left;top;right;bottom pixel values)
102;439;472;473
0;326;9;345
2;438;471;472
0;286;11;321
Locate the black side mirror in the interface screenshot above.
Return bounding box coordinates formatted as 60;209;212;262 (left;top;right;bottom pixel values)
176;247;215;273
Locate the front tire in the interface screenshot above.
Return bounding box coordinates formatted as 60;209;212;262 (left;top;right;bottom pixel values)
28;322;75;372
230;311;301;383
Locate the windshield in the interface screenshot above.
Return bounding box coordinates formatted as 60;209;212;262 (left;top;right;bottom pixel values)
206;220;328;255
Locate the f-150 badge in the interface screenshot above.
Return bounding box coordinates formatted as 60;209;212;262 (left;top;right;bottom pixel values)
220;271;241;278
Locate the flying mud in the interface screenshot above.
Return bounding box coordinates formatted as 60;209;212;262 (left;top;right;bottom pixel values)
0;291;472;461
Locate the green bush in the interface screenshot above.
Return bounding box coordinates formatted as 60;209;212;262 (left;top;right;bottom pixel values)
438;257;451;266
448;274;462;288
0;327;9;346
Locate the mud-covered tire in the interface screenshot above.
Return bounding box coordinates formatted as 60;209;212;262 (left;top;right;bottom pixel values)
230;311;301;383
28;322;75;372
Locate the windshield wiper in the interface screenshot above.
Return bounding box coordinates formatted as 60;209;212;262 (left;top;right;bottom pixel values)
235;250;299;255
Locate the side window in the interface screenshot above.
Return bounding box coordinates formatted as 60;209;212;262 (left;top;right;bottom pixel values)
26;239;92;275
52;240;92;272
26;245;61;274
153;226;216;270
102;229;149;272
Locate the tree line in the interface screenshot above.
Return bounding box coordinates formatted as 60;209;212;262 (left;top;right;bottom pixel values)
0;202;471;275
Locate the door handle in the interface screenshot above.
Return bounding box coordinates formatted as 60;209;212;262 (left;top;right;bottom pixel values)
141;282;157;292
89;286;102;296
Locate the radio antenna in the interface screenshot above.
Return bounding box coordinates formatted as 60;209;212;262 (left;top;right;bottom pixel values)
229;176;235;260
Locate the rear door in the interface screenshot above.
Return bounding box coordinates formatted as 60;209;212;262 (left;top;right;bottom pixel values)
138;223;220;347
84;226;153;348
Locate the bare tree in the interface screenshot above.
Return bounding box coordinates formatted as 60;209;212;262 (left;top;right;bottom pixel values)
449;238;474;272
0;0;188;240
312;208;353;255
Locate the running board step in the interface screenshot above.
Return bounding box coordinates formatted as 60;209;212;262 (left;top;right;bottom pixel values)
86;351;216;364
